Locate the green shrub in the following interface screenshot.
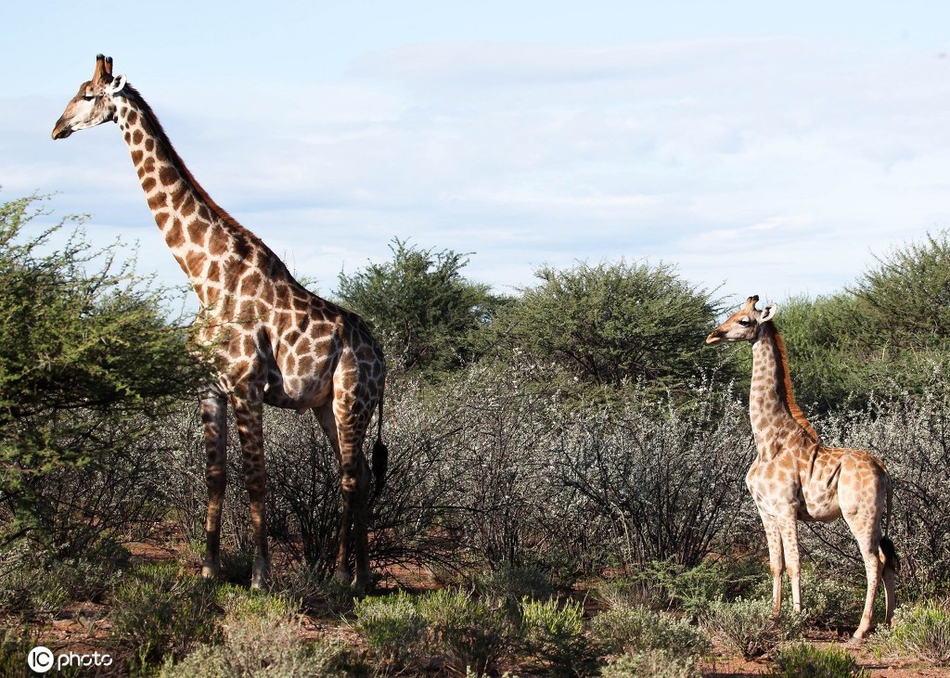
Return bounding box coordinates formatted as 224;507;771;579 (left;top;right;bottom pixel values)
631;558;764;619
273;561;354;615
769;642;867;677
519;596;594;676
703;598;804;660
474;563;558;603
0;628;35;678
879;601;950;664
352;590;427;670
417;589;517;677
160;587;352;678
600;649;701;678
591;604;710;657
109;562;219;670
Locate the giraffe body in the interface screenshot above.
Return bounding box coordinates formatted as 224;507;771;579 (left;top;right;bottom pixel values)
706;295;896;642
53;55;387;591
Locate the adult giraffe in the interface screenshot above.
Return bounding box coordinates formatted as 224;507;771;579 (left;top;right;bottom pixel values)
53;54;387;592
706;295;897;642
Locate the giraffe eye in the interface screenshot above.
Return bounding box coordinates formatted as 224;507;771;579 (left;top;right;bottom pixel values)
738;318;752;327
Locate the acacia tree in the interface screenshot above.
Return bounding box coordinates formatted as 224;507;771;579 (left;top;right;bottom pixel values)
487;259;733;400
335;238;506;377
777;231;950;412
0;194;207;554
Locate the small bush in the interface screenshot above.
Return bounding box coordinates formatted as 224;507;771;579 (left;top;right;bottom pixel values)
703;598;804;659
591;604;710;658
879;601;950;664
417;589;518;677
273;561;354;615
160;587;352;678
353;590;427;670
109;562;219;670
0;541;128;618
519;596;594;675
600;649;701;678
0;628;35;678
474;564;558;603
769;642;867;677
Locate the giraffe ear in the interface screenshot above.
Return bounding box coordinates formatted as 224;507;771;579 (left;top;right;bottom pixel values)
760;303;778;322
106;74;128;96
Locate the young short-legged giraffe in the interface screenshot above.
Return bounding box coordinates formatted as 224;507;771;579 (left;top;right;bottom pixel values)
53;55;388;591
706;295;897;642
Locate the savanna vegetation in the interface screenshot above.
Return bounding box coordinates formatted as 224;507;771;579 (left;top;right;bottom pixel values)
3;191;950;676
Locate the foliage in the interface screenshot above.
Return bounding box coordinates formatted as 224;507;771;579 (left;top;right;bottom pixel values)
416;589;518;677
109;562;220;671
352;590;427;669
778;231;950;411
591;604;710;658
703;598;805;660
336;238;504;377
352;588;519;676
878;600;950;665
0;194;206;553
768;642;867;678
487;259;733;400
160;587;353;678
625;557;765;619
557;389;753;568
518;596;594;676
0;540;127;618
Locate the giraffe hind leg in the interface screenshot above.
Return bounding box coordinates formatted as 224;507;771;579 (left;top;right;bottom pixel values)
315;404;373;592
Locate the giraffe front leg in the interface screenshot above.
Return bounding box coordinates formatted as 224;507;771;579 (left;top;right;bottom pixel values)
232;392;270;590
777;511;803;615
200;389;228;580
758;511;786;619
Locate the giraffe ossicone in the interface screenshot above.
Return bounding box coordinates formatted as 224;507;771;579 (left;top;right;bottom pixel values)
53;54;388;592
706;295;897;642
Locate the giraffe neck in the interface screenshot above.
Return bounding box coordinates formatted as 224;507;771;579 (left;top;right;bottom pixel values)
112;85;278;310
749;322;819;454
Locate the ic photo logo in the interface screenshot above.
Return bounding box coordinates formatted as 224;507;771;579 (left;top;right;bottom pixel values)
27;645;113;674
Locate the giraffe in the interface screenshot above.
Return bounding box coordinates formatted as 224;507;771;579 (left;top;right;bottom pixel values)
705;295;897;642
52;54;388;592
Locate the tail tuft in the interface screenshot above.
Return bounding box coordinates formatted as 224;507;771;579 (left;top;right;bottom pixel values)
881;535;900;573
371;440;388;500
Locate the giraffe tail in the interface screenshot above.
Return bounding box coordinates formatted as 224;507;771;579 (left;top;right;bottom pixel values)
881;476;899;573
880;536;899;574
371;395;388;501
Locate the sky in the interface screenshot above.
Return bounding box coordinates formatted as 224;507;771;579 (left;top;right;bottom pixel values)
3;1;950;311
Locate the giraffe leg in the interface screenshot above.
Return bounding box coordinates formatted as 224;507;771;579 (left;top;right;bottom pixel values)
776;513;803;615
231;393;270;590
200;388;228;580
316;404;373;593
845;520;885;642
758;511;786;618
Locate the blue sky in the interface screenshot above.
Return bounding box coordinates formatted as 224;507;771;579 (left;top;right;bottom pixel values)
3;1;950;309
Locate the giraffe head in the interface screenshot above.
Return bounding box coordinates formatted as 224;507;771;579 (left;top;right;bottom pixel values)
52;54;128;140
705;295;777;345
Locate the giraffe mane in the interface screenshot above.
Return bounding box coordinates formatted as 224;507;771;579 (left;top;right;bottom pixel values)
766;322;819;443
122;83;291;278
